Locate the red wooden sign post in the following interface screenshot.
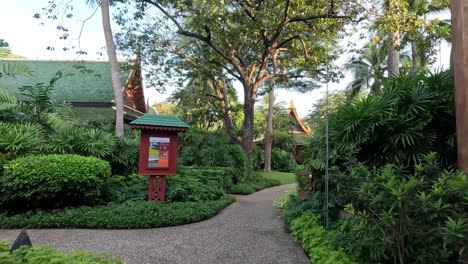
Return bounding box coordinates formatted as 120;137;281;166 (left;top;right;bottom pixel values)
131;114;189;202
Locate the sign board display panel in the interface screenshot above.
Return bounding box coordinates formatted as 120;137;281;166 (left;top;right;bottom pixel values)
148;137;170;168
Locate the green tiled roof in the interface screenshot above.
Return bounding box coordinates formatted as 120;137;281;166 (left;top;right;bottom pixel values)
0;60;130;103
131;114;189;128
294;134;310;145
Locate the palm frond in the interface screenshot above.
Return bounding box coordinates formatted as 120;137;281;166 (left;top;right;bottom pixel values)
0;88;17;110
1;63;34;77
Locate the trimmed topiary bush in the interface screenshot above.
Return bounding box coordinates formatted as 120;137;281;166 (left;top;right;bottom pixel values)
0;154;111;209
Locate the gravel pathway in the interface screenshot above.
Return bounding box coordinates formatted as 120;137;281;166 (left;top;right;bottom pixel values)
0;184;309;264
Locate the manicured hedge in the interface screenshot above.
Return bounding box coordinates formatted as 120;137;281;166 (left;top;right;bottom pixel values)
0;195;234;229
1;154;111;209
0;240;122;263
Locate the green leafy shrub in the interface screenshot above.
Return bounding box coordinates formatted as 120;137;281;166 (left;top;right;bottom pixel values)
0;196;235;229
291;214;357;264
306;70;455;174
272;131;296;152
103;168;232;204
1;154;111;209
166;174;224;202
335;155;468;264
178;130;246;182
271;148;296;172
101;174;147;203
294;165;309;189
48;126;139;175
251;146;265;170
0;122;45;159
281;191;322;232
178;166;235;190
228;174;280;194
109;136;139;175
0;240;122;264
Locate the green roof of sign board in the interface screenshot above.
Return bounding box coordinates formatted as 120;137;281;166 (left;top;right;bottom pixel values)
131;114;189;128
0;60;130;103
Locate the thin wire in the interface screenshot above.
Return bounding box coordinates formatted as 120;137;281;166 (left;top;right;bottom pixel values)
324;1;330;229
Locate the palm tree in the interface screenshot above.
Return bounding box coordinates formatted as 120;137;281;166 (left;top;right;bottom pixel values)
0;39;33;78
87;0;124;137
345;42;388;97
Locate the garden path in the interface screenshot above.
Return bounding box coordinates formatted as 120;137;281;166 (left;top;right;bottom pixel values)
0;184;309;264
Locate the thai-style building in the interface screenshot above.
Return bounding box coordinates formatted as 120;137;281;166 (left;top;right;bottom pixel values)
0;59;147;122
254;100;312;163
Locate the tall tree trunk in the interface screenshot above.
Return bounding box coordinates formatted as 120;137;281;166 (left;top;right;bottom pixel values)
411;41;419;73
241;86;256;178
219;77;238;144
264;88;275;172
388;32;400;76
452;0;468;173
101;0;124;137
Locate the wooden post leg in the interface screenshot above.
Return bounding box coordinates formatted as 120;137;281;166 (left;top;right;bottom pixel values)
148;175;166;202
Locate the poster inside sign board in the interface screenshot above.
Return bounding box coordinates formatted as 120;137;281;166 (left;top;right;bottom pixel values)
148;137;170;168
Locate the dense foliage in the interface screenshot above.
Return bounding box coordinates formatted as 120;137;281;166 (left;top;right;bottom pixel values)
1;154;111;209
271;148;296;172
283;71;466;264
227;173;280;194
178;130;246;182
104;167;236;203
335;156;468;263
306;70;456;173
291;214;357;264
0;196;234;229
0;240;122;264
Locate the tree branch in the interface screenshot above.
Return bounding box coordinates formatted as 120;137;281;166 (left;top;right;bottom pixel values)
289;13;350;23
142;0;245;78
205;93;222;101
269;0;291;45
275;34;300;49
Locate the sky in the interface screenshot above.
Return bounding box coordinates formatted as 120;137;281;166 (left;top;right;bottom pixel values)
0;0;452;117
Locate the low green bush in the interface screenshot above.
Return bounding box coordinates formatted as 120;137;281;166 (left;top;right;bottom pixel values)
335;155;468;264
166;174;224;202
294;165;309;189
103;168;231;204
291;214;357;264
48;126;139;175
0;122;45;160
101;174;147;203
0;195;234;229
280;191;322;232
0;240;122;263
0;154;111;209
178;166;235;190
228;174;280;194
178;130;246;183
271;148;296;172
251;146;265;170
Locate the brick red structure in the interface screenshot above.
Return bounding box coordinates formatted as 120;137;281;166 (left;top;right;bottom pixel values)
131;114;189;202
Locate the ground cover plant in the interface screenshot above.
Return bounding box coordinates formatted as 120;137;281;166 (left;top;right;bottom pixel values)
291;214;357;264
0;196;234;229
0;240;123;263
